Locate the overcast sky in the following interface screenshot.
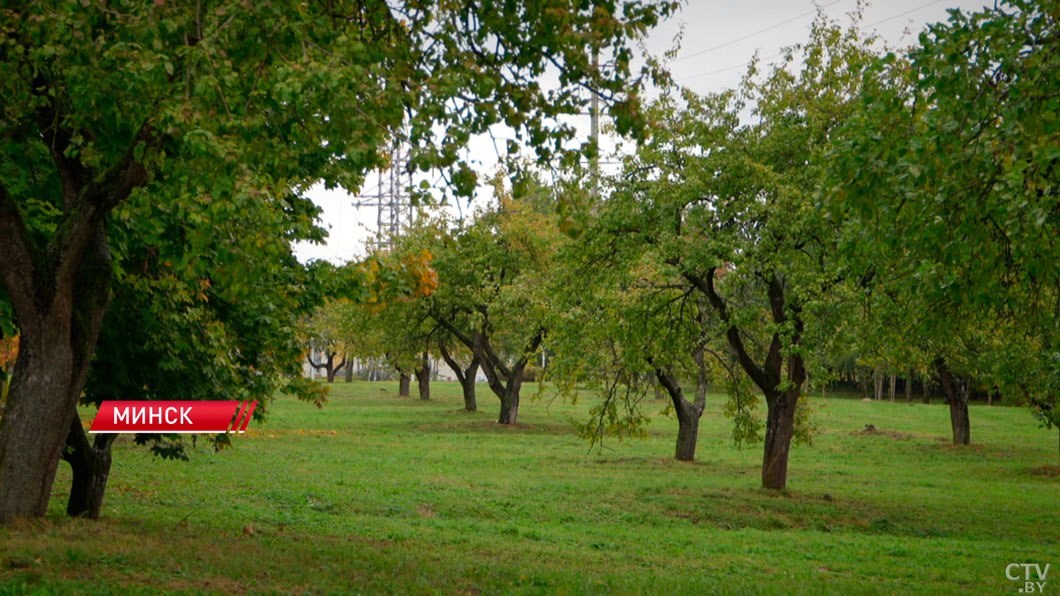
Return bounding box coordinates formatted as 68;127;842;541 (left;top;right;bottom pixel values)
293;0;993;265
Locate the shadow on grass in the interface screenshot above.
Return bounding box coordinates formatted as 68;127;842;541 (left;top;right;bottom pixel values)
654;486;968;539
412;419;576;436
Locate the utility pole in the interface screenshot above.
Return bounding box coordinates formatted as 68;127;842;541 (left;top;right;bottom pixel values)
589;47;600;200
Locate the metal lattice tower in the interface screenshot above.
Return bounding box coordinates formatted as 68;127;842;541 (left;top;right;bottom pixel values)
354;140;413;252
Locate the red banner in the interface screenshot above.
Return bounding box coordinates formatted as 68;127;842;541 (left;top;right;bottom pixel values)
89;401;257;433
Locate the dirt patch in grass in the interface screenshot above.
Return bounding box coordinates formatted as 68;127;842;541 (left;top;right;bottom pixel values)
849;425;917;440
1027;465;1060;477
655;487;957;538
594;457;744;472
413;419;574;436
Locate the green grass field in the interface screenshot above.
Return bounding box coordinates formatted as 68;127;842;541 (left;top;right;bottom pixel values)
1;381;1057;595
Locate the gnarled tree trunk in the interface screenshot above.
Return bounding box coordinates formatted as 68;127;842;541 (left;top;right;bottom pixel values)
439;342;478;412
690;269;806;491
472;329;542;425
62;411;117;519
415;352;430;401
934;357;970;445
398;371;411;397
654;359;706;462
762;388;799;490
433;317;542;425
0;220;113;523
307;351;345;384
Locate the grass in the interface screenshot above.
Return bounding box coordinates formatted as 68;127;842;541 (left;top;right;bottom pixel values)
1;381;1057;595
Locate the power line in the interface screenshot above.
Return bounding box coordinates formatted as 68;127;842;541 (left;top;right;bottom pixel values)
675;0;957;83
674;0;847;63
861;0;948;28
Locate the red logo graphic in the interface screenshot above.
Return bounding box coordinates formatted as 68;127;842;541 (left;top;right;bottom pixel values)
89;401;257;433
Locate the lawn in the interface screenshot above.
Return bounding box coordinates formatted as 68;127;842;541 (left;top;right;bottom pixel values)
1;381;1057;595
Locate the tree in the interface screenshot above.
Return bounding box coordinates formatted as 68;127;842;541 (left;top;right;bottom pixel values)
0;0;677;522
582;16;876;488
304;303;351;384
548;230;721;462
826;0;1060;446
405;181;561;424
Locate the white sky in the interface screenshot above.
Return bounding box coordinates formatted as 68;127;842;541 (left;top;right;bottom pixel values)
293;0;992;265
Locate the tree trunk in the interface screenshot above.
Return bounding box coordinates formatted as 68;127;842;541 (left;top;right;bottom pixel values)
947;398;971;445
344;360;354;383
0;226;112;523
466;328;542;425
307;351;343;384
62;411;117;519
888;374;896;402
460;372;477;412
398;372;411;397
934;357;970;445
873;371;884;400
655;367;705;462
762;389;798;490
415;352;430;401
674;404;701;461
905;372;913;402
438;342;477;411
497;379;522;424
922;378;930;404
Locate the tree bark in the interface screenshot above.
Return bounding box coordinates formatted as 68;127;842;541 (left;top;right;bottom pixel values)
415;352;430;401
873;371;884;400
934;357;970;445
0;224;113;523
905;371;913;402
762;388;798;490
922;377;931;404
460;370;477;411
398;371;411;397
496;377;523;425
62;411;117;519
439;342;477;412
655;366;705;462
344;359;354;383
888;374;896;402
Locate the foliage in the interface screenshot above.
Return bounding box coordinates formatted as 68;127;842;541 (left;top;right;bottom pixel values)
562;15;882;461
825;0;1060;421
405;174;565;387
